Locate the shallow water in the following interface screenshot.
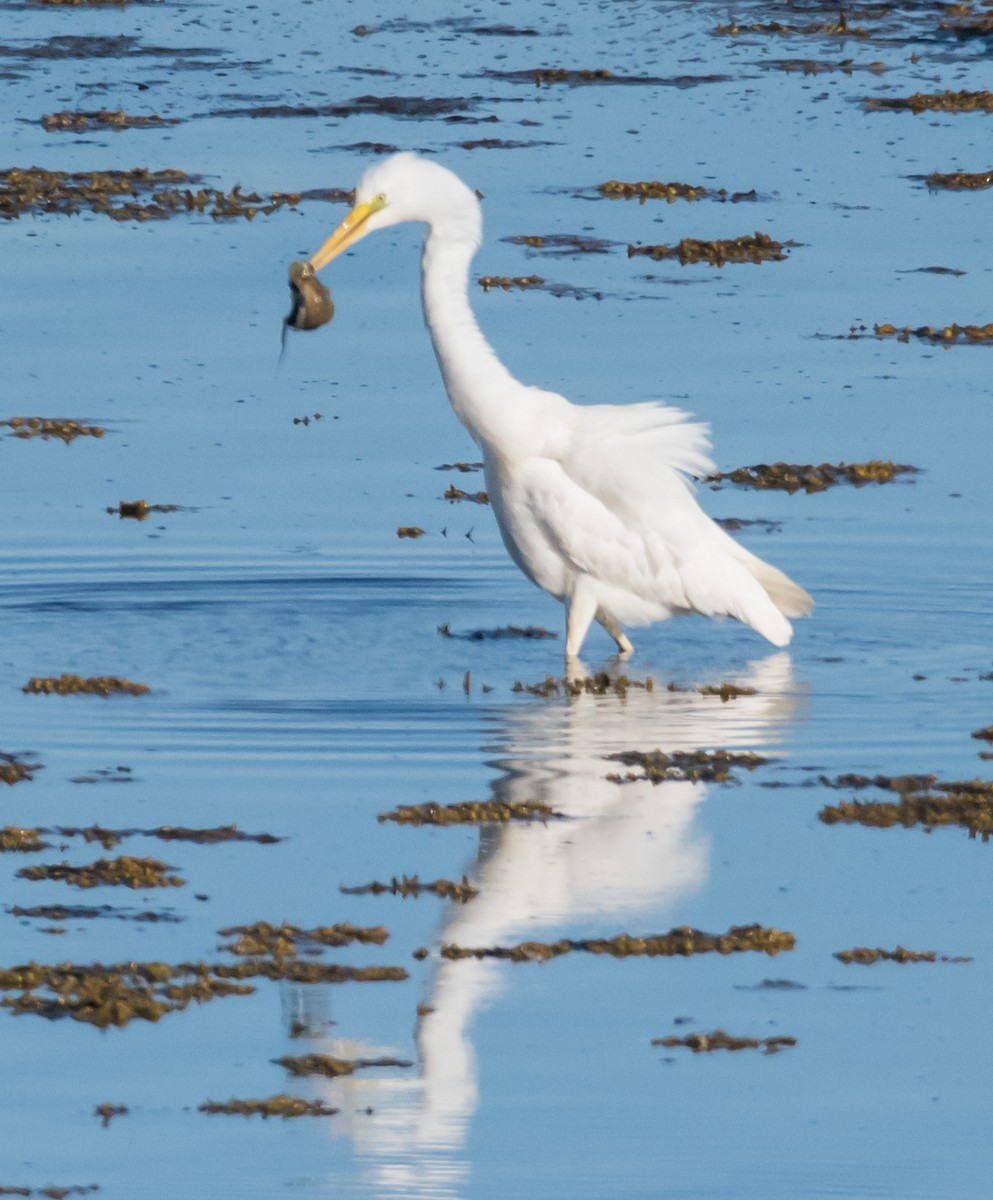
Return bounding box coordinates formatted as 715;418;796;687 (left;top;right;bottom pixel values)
2;1;993;1197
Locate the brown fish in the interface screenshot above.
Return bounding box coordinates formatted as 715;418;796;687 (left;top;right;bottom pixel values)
282;259;334;354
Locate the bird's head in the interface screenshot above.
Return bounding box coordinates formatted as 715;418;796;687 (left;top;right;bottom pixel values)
307;152;481;273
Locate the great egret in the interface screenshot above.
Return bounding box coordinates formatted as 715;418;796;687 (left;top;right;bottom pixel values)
306;153;812;658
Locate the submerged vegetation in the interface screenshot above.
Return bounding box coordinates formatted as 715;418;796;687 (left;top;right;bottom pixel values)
379;800;562;825
653;1029;796;1054
22;675;150;696
865;89;993;114
42;109;179;132
341;875;479;902
512;673;655;697
0;752;42;786
275;1054;412;1078
0;166;308;221
442;925;795;962
819;773;993;841
628;231;790;266
605;748;767;785
16;856;185;889
834;946;972;965
198;1095;339;1119
1;417;104;442
873;322;993;345
705;460;918;493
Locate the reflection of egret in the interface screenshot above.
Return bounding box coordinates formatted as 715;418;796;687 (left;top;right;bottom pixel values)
306;153;812;658
312;655;801;1199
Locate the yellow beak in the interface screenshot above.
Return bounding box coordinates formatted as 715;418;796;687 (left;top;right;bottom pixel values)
308;194;386;273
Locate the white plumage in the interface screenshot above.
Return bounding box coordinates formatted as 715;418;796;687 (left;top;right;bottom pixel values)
307;153;812;657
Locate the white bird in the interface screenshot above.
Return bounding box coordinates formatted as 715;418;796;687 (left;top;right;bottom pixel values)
306;153;812;658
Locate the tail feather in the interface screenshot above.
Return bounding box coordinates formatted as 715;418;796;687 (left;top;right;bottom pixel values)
745;558;814;619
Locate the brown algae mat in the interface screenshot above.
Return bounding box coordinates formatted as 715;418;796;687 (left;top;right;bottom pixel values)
512;673;655;697
716;15;869;37
379;800;562;826
819;773;993;840
864;89;993;114
0;930;408;1027
599;179;709;203
873;322;993;345
1;417;104;442
443;484;489;504
16;856;184;889
705;460;918;493
437;623;557;640
275;1054;413;1078
22;674;150;696
341;875;479;902
0;167;309;222
653;1029;796;1054
478;273;545;292
217;920;389;957
628;232;791;266
926;170;993;191
198;1095;338;1119
1;823;280;852
95;1103;128;1128
441;924;794;962
834;946;972;965
605;749;768;784
0;753;42;786
106;500;181;521
41;109;179;132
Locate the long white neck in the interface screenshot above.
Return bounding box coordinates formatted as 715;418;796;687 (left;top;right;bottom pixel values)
420;222;523;453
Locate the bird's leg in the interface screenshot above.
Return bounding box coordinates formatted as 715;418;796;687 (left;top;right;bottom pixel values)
565;576;598;659
597;610;634;658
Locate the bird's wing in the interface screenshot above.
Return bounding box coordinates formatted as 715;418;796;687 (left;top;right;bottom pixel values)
515;397;798;642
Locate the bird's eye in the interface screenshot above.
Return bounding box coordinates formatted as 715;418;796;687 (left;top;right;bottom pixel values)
372;192;387;211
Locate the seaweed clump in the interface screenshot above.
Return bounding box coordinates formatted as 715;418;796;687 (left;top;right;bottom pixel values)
698;683;758;701
438;623;557;640
628;232;789;266
819;773;993;841
834;946;971;965
95;1103;128;1128
275;1054;412;1078
441;924;795;962
926;170;993;191
216;920;388;959
865;90;993;114
379;800;561;826
0;960;254;1027
873;322;993;345
0;167;304;222
599;179;708;203
1;417;104;443
512;673;654;697
652;1029;796;1054
716;15;867;37
198;1095;338;1118
605;748;767;785
0;827;50;853
341;875;479;902
443;484;489;504
42;109;178;132
22;675;150;696
0;752;42;786
16;856;184;889
106;500;180;521
705;460;917;493
478;274;544;291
